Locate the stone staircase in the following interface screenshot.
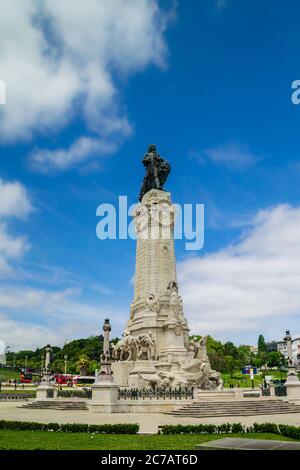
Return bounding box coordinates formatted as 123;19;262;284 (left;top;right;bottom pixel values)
166;399;300;418
20;400;88;411
196;390;236;401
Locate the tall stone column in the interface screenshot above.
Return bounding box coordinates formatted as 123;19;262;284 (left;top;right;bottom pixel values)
89;318;119;413
36;344;55;400
102;318;111;358
127;189;189;359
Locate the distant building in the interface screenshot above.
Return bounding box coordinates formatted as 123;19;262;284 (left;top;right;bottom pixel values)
266;341;278;352
276;331;300;366
249;346;258;354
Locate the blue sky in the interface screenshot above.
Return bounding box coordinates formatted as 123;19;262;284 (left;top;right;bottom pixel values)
0;0;300;350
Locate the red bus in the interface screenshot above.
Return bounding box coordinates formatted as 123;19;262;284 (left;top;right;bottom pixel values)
20;371;32;383
54;374;73;385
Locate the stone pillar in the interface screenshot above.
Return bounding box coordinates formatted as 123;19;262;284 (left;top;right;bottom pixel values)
36;344;55;400
88;318;120;413
102;319;111;358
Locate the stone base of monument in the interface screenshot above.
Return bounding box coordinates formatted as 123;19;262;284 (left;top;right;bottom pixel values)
286;370;300;402
88;375;119;413
112;361;135;387
36;383;56;400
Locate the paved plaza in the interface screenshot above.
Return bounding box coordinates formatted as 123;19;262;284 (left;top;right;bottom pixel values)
1;402;300;434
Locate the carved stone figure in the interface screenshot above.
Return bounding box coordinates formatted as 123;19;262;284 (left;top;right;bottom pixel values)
136;332;156;360
139;370;188;389
145;293;160;314
112;330;136;361
167;280;178;293
169;290;181;321
181;336;217;388
188;338;197;353
139;144;171;201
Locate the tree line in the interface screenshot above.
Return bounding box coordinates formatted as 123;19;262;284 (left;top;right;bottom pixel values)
5;333;286;377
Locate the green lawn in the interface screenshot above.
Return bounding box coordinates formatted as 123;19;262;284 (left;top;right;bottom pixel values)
221;370;289;388
0;370;20;381
0;431;296;450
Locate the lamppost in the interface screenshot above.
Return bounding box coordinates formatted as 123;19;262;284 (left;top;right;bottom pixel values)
24;355;28;374
64;355;68;375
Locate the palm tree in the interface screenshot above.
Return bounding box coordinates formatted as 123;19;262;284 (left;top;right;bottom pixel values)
76;355;90;376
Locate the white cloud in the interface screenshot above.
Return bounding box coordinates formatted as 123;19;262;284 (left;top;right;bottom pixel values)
0;285;127;349
0;223;29;260
0;179;32;279
30;135;120;173
0;0;172;171
0;178;33;218
178;204;300;343
193;142;259;170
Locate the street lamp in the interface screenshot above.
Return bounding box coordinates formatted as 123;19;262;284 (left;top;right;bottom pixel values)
24;355;28;374
64;355;68;375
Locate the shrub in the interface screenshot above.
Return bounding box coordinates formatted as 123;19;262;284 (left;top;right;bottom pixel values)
279;424;300;440
252;422;280;434
0;420;139;434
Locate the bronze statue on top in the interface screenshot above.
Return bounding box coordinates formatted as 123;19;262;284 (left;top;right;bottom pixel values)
139;144;171;202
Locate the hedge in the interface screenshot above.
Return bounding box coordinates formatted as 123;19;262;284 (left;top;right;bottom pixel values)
159;422;300;438
0;420;139;434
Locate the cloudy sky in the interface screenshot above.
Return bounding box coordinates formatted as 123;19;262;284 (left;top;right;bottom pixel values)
0;0;300;350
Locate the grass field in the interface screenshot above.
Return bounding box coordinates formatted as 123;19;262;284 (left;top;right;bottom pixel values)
221;370;288;388
0;370;20;381
0;431;296;450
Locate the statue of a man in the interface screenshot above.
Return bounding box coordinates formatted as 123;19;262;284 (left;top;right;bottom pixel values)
139;144;171;201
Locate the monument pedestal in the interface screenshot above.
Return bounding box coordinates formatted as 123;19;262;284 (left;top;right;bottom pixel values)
286;369;300;402
88;375;119;413
36;382;55;400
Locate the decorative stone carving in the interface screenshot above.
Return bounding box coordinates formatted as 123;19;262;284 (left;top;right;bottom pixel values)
138;370;188;389
167;280;178;294
188;338;197;353
180;336;222;389
145;293;160;314
136;332;156;361
112;330;136;361
169;290;181;321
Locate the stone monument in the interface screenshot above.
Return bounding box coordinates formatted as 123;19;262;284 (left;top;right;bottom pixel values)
112;145;221;390
284;330;300;401
89;319;119;412
36;344;55;400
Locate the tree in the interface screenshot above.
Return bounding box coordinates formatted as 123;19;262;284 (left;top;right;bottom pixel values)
224;342;238;358
257;334;267;352
224;355;238;378
267;351;283;369
75;355;90;376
